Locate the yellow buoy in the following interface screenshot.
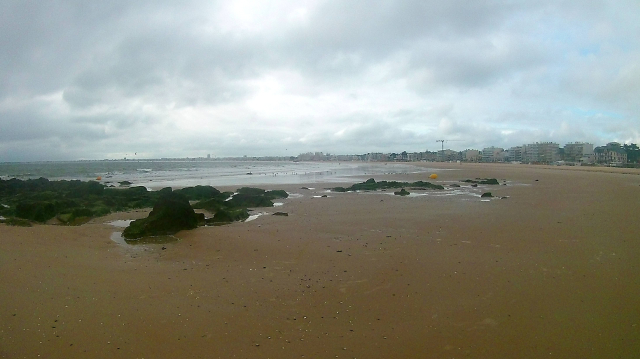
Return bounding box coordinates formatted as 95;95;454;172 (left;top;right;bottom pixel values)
429;174;438;180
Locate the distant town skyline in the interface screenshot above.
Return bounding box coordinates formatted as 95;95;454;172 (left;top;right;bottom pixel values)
1;1;639;162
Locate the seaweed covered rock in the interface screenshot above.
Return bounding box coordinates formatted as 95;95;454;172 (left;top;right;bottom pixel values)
226;193;274;208
15;201;56;222
237;187;267;196
331;179;444;192
208;208;250;224
175;185;221;200
1;177;287;228
394;188;410;196
462;178;500;185
192;197;229;212
225;188;288;208
3;217;32;227
265;189;289;199
123;190;198;239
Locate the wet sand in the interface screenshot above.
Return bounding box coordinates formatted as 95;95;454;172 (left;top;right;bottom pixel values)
1;163;639;358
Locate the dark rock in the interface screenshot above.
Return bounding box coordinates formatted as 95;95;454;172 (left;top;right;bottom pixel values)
208;208;250;224
4;217;32;227
174;185;221;201
450;184;460;187
72;207;93;218
195;212;206;225
332;179;443;192
481;192;493;198
265;190;288;199
123;190;198;239
226;193;274;208
56;213;74;224
192;197;227;212
273;212;288;216
236;187;266;196
471;183;478;187
119;181;133;186
15;201;56;222
462;178;499;185
394;188;410;196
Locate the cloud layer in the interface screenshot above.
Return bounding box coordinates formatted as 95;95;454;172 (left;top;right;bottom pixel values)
1;0;639;161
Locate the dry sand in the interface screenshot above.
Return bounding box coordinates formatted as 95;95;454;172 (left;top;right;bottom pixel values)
1;163;639;358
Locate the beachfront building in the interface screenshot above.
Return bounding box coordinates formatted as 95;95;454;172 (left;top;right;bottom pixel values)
422;151;439;162
407;152;424;162
461;149;481;162
482;147;505;162
506;146;523;162
364;152;389;162
563;142;594;164
438;149;458;162
522;142;559;164
594;142;627;165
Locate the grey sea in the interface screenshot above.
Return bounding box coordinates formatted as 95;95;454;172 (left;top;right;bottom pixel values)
0;160;433;189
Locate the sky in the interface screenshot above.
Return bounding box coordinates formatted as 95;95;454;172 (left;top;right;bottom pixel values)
1;0;639;161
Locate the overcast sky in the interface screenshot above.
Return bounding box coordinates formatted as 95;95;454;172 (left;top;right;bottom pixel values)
1;1;639;161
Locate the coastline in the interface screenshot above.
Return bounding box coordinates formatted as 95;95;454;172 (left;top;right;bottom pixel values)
1;163;639;358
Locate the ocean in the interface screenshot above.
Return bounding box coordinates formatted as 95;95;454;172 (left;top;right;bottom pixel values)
0;160;433;189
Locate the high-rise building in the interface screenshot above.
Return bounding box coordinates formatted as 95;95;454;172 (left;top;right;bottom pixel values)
507;146;523;162
482;147;504;162
563;143;593;163
522;142;559;163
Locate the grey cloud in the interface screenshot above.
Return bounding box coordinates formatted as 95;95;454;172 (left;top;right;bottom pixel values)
1;0;639;161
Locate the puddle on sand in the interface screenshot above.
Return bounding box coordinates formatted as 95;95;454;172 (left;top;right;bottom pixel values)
107;220;133;228
107;220;178;246
110;231;179;246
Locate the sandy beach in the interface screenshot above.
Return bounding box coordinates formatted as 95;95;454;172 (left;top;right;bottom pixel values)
1;163;639;358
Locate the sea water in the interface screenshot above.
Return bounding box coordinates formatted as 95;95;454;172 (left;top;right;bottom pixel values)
0;160;433;189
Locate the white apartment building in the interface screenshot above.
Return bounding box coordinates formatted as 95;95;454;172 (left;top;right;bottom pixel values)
482;147;504;162
522;142;559;163
563;142;594;163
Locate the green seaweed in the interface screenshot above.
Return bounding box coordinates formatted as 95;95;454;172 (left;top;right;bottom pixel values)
331;178;444;192
462;178;499;185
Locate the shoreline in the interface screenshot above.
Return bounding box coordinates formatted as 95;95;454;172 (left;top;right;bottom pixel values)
1;163;639;358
